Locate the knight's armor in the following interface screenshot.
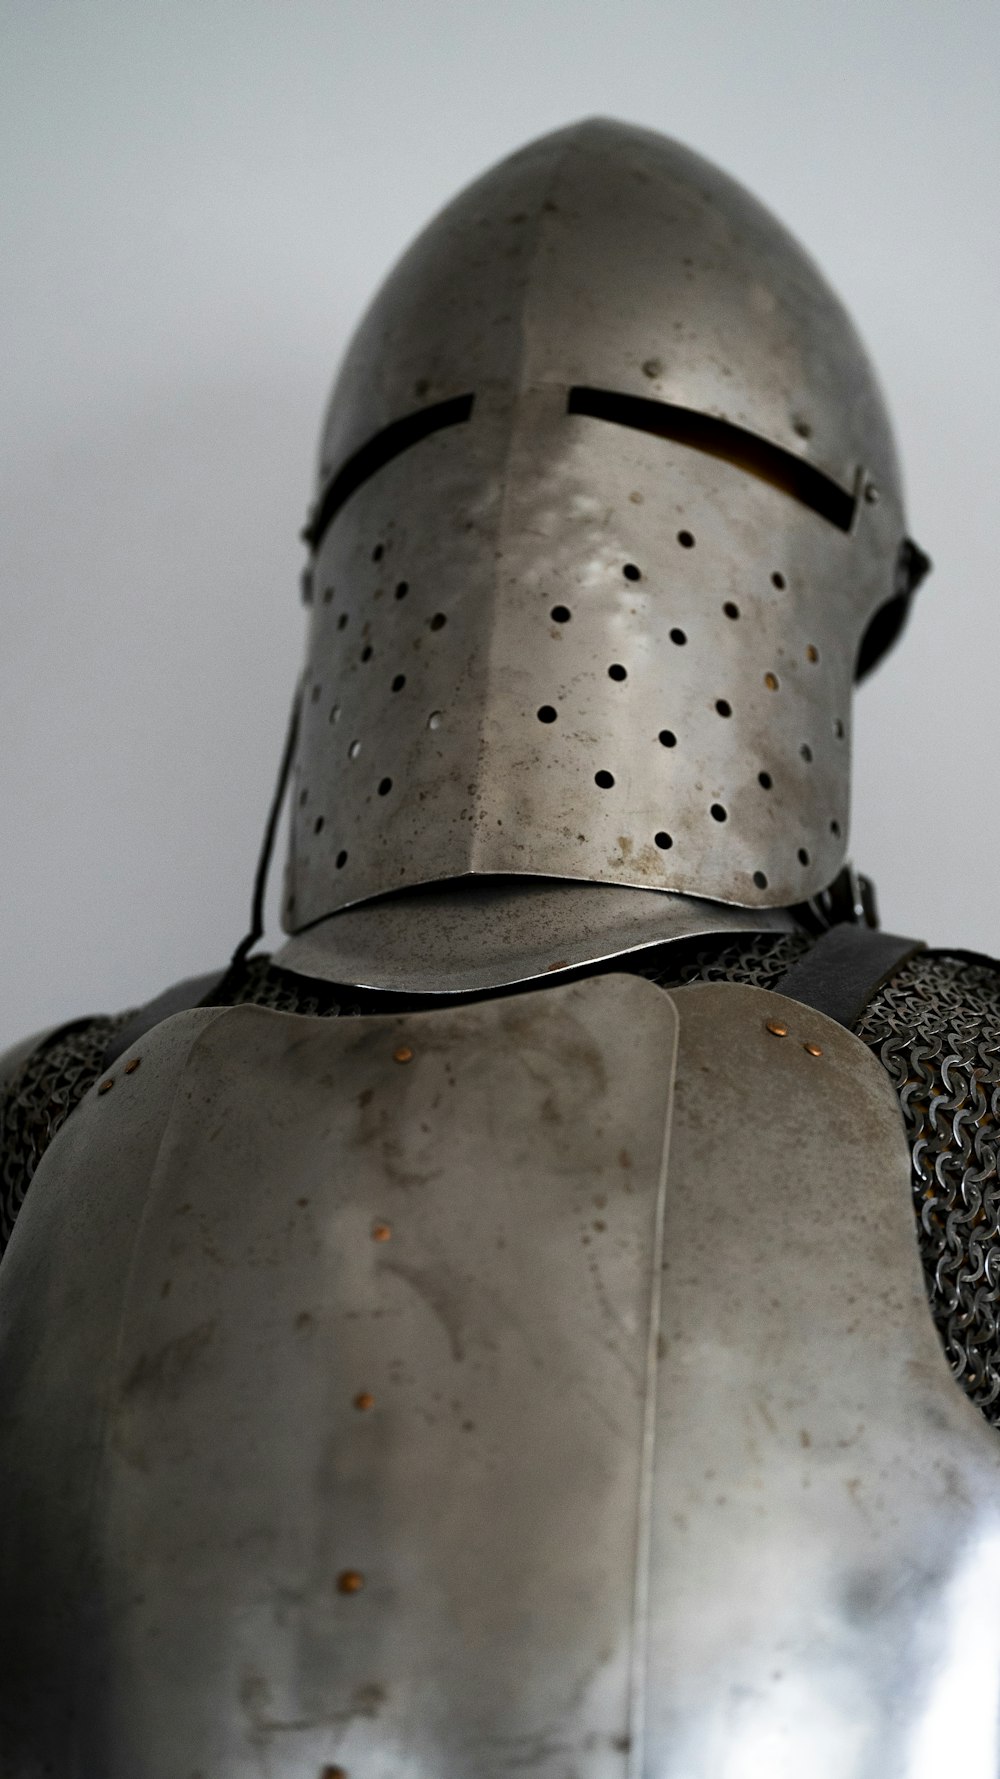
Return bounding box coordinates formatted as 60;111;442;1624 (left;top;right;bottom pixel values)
2;120;998;1779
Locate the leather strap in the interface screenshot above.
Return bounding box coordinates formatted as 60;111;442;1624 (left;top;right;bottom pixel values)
776;926;924;1030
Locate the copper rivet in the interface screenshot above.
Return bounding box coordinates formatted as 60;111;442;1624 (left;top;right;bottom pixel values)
337;1569;364;1594
764;672;779;691
98;1078;114;1094
393;1044;414;1064
354;1391;375;1411
764;1020;787;1038
371;1221;392;1242
804;1042;823;1057
124;1057;141;1075
806;644;819;663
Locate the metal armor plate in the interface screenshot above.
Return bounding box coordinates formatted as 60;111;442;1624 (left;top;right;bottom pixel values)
0;976;678;1778
2;975;1000;1777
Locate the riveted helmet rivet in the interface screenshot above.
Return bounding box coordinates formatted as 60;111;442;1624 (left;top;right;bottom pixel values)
124;1057;141;1075
765;1020;788;1038
393;1044;414;1064
804;1042;823;1057
337;1570;365;1594
98;1078;114;1094
371;1221;392;1242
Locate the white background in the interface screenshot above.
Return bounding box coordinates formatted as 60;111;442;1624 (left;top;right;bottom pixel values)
2;0;998;1048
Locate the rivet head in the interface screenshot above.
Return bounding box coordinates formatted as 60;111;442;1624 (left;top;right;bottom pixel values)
393;1044;414;1064
764;1020;788;1038
337;1569;365;1594
371;1221;392;1242
321;1767;348;1778
804;1041;823;1057
97;1078;114;1095
124;1057;141;1075
354;1391;375;1412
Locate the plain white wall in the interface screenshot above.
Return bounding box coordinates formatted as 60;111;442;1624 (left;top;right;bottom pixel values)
2;0;998;1048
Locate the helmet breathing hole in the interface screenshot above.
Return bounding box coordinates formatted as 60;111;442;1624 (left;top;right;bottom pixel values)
677;530;695;548
655;830;673;850
658;729;677;747
710;803;727;822
758;771;772;789
391;674;406;692
670;628;687;646
337;613;348;631
830;818;841;836
771;571;786;589
361;645;373;662
551;604;571;622
595;770;615;789
378;778;393;797
372;544;384;562
723;601;739;620
622;563;641;581
608;663;627;681
537;705;557;723
834;717;845;738
798;847;810;866
753;870;768;889
800;743;813;762
395;581;409;600
313;816;324;835
715;699;731;717
429;612;447;631
336;850;348;869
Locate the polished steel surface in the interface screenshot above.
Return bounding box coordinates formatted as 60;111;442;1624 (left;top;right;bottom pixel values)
287;118;912;929
646;982;1000;1778
0;978;678;1777
275;878;796;993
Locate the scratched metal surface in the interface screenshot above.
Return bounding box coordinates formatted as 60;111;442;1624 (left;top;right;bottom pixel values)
643;983;1000;1778
0;975;677;1778
287;120;907;928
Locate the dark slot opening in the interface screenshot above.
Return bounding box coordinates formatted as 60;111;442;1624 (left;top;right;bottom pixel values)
303;393;476;552
567;386;856;532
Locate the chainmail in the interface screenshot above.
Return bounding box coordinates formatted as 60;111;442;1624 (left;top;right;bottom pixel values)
4;936;1000;1431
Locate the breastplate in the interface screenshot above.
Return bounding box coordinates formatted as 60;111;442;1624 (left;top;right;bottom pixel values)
1;973;998;1778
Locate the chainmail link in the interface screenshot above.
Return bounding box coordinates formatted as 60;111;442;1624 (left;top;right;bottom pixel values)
854;950;1000;1424
0;1012;134;1250
4;939;1000;1433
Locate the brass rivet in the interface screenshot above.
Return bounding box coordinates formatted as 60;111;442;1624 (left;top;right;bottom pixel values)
806;644;819;663
98;1077;114;1094
804;1041;823;1057
354;1391;375;1412
764;672;780;692
371;1221;392;1242
124;1057;141;1075
337;1569;364;1594
764;1020;787;1038
393;1044;414;1064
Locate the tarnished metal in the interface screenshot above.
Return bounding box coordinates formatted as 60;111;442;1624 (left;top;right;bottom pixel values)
275;878;796;994
287;118;918;930
0;978;678;1777
4;972;1000;1775
642;982;1000;1777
